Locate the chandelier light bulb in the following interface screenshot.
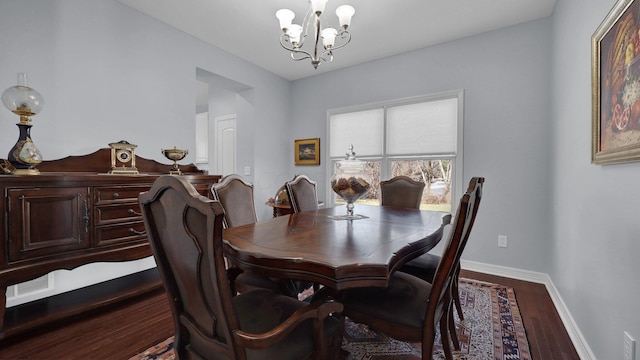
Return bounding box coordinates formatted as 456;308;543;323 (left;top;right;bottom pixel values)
336;5;355;29
310;0;328;15
276;9;295;31
287;24;303;45
322;28;338;48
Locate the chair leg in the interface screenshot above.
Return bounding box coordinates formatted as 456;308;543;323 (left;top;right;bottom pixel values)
448;303;460;350
439;316;453;360
423;324;437;360
452;267;464;321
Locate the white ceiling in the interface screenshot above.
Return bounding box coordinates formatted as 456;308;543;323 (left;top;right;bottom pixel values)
117;0;556;81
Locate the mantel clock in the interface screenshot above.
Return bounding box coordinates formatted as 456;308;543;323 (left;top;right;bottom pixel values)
108;140;139;175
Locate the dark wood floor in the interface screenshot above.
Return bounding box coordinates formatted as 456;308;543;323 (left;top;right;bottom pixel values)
460;270;579;360
0;270;579;359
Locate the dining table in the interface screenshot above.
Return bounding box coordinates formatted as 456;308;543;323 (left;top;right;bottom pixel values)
223;204;452;291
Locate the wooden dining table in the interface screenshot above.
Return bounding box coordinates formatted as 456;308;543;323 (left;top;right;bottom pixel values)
223;204;452;291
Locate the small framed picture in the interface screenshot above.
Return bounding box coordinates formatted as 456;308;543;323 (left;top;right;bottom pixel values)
294;138;320;165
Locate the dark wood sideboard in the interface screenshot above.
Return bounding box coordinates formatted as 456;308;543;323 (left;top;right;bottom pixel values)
0;148;220;340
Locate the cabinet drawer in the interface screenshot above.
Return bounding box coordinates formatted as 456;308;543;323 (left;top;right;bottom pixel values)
95;203;143;225
94;221;147;247
94;185;150;204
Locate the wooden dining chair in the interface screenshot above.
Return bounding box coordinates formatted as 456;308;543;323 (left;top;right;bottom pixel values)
400;177;485;322
285;175;319;213
381;175;466;320
338;177;484;360
284;174;320;296
211;174;301;297
380;175;426;209
211;174;258;228
139;175;344;360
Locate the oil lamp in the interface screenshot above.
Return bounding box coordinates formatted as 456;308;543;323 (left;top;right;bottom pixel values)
1;73;44;175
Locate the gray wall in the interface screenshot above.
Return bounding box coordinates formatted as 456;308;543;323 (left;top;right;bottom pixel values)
551;0;640;358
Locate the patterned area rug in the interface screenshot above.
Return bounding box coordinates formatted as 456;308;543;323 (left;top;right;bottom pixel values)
130;278;531;360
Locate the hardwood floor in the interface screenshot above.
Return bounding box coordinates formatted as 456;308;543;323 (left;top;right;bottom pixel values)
460;270;580;360
0;288;174;360
0;271;579;359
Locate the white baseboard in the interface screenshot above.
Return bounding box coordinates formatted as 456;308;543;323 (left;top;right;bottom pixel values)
461;260;596;360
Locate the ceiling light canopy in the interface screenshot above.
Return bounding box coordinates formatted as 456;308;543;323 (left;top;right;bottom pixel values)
276;0;355;69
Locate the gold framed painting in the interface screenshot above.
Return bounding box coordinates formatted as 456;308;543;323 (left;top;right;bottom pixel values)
294;138;320;165
592;0;640;164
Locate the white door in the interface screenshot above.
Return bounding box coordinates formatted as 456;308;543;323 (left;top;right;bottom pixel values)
215;114;237;175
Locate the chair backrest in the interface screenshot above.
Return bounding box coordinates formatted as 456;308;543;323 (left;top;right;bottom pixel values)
139;175;242;359
211;174;257;228
421;177;484;348
285;175;318;213
380;176;426;209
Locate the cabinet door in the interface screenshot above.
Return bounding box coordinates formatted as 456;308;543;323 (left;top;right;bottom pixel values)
7;187;91;262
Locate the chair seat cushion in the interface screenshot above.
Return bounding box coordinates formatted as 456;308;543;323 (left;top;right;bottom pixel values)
234;289;343;359
399;253;441;282
235;273;315;299
234;272;283;293
340;272;431;339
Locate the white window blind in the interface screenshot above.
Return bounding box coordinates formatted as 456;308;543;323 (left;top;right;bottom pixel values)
329;108;384;157
386;98;457;155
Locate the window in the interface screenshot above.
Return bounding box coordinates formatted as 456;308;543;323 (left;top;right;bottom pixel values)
327;90;463;212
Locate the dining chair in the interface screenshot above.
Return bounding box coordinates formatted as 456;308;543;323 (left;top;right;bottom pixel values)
380;175;426;209
139;175;345;360
210;174;258;228
284;174;320;296
338;177;484;360
285;174;319;213
400;178;485;322
381;175;465;320
211;174;298;297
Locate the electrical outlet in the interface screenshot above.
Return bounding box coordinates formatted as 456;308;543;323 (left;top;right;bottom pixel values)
498;235;508;248
244;166;251;176
625;331;636;360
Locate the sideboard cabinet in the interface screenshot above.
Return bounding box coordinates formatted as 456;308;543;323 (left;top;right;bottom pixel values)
0;149;220;340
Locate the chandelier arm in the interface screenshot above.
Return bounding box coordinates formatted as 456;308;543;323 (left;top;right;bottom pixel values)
327;31;351;52
290;51;312;61
279;36;313;61
319;52;334;63
316;31;350;63
298;6;313;49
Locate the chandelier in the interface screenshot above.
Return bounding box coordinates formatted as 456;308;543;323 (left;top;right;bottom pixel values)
276;0;355;69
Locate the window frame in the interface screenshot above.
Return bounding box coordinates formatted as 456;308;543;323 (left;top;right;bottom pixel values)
325;90;464;210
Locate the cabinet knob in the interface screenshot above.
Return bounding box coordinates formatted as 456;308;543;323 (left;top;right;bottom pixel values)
112;193;120;199
128;208;142;216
